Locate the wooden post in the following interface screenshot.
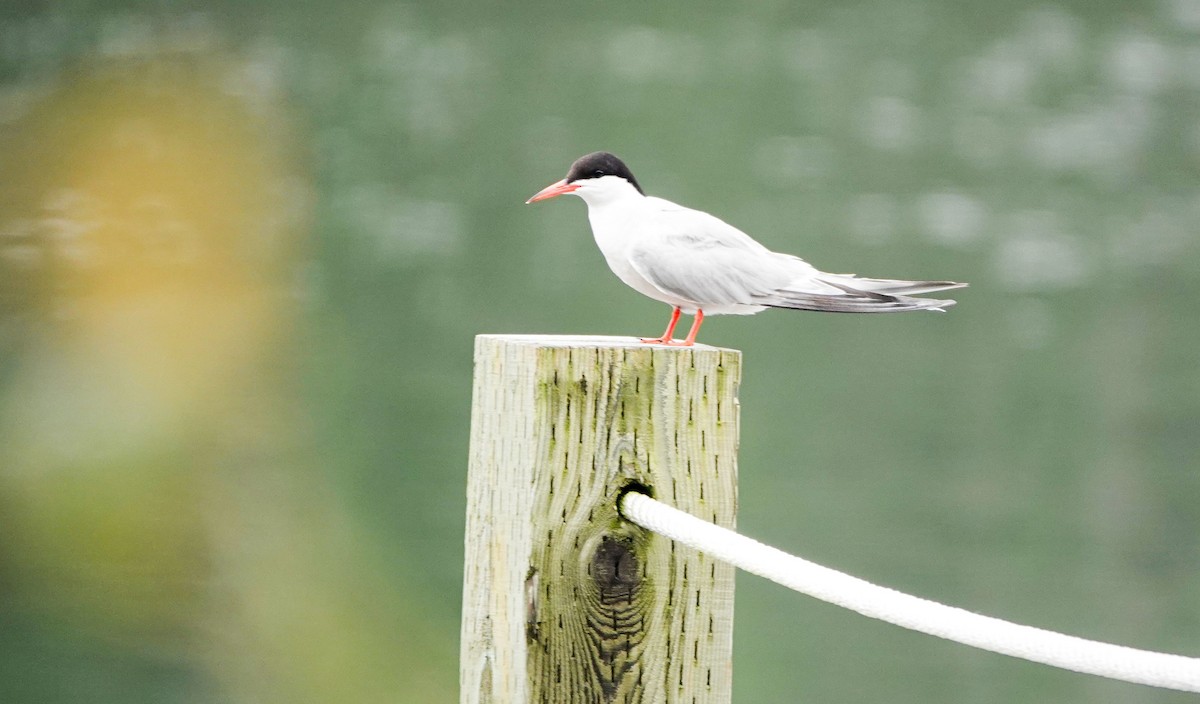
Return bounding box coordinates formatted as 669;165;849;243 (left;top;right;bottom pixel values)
461;335;740;704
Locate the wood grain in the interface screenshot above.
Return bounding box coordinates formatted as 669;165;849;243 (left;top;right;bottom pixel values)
462;335;740;704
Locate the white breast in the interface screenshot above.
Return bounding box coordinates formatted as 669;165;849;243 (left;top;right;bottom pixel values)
586;201;695;308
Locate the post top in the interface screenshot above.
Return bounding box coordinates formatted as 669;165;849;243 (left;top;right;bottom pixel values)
476;334;740;354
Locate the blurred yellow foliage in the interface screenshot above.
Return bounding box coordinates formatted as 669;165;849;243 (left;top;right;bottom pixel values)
0;55;455;702
0;57;296;642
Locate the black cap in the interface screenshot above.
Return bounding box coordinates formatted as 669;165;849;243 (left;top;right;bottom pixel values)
564;152;644;195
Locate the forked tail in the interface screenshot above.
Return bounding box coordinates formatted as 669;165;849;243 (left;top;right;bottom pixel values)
758;276;967;313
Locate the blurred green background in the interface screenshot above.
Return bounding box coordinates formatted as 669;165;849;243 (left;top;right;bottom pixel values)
1;1;1197;702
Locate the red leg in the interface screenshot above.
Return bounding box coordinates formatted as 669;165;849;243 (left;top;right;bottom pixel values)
664;309;704;347
640;307;682;344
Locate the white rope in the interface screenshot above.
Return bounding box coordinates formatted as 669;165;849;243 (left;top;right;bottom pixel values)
620;492;1200;693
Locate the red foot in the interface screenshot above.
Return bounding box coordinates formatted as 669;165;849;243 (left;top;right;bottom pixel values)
642;307;682;344
640;308;703;346
638;311;700;347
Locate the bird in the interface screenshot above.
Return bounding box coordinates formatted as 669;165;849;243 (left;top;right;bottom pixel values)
526;151;966;346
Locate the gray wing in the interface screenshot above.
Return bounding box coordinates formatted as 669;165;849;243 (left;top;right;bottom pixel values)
629;198;965;312
627;202;807;306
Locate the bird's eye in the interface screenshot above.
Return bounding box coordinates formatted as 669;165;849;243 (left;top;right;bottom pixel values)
592;170;605;178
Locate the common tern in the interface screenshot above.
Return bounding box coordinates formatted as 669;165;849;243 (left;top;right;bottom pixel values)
527;151;966;346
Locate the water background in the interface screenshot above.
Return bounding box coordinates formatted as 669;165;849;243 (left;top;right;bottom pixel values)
1;2;1198;702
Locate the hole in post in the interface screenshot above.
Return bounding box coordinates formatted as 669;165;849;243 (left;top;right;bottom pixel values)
616;480;654;518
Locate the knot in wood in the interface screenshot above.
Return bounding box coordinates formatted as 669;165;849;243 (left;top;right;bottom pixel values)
591;536;640;601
